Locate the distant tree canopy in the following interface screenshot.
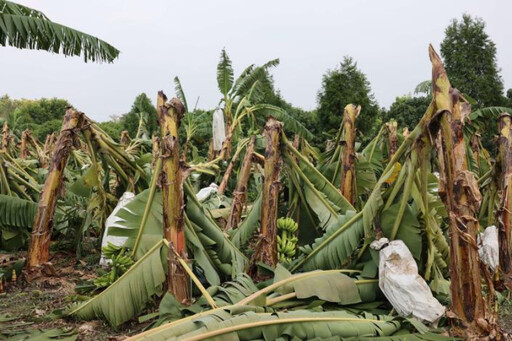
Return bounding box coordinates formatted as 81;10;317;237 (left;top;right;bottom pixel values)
384;95;431;130
120;93;158;139
441;14;507;107
0;95;70;140
317;57;381;145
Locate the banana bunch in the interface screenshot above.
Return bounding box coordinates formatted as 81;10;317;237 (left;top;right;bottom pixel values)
277;217;298;264
102;242;122;259
94;246;134;288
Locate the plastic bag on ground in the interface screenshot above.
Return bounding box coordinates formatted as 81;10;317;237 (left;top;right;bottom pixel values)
99;192;135;266
212;108;226;152
478;225;499;272
196;183;219;202
371;238;445;325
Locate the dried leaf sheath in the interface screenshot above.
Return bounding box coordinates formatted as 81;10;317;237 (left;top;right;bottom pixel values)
156;91;190;303
27;107;83;267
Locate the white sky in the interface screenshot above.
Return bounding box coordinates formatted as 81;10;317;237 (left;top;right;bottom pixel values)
1;0;511;122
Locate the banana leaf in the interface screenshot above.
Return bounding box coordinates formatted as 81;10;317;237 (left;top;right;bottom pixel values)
293;210;364;271
0;194;39;250
380;203;422;260
66;240;168;327
184;182;248;277
229;193;262;249
128;309;402;340
272;265;374;305
109;184;248;279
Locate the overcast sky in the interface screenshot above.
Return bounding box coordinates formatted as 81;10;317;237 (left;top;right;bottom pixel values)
2;0;511;122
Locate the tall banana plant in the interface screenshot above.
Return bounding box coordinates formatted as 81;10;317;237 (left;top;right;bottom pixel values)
216;49;279;159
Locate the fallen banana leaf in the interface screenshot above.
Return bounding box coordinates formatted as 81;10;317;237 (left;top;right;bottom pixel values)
66;240;168;327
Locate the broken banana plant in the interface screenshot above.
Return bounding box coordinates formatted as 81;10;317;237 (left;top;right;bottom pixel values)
497;113;512;276
157;91;190;304
429;45;490;331
251;118;282;277
27;107;84;268
385;120;398;159
340;104;360;205
225;135;256;231
1;122;9;153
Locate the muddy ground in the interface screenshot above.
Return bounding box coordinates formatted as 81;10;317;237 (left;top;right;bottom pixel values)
0;248;148;341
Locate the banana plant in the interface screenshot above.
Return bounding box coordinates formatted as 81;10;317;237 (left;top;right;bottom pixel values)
216;49;280;159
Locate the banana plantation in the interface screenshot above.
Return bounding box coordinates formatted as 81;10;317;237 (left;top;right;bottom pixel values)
2;2;512;336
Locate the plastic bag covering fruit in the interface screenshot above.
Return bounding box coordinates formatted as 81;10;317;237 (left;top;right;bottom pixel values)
371;238;445;325
212;108;226;152
99;192;135;266
478;225;499;272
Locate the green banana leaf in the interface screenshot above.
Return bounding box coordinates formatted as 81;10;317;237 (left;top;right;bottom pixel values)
0;194;37;250
293;210;364;271
229;193;262;249
273;265;375;305
66;240;167;327
184;182;248;277
130;309;401;340
380;203;422;260
109;184;247;279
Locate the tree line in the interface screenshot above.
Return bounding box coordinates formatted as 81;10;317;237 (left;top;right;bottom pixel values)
1;14;510;152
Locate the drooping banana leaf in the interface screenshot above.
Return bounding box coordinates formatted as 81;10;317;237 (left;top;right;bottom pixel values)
252;104;313;140
66;240;168;327
0;194;38;250
229;192;262;249
107;189;163;259
282;146;352;232
283;141;354;214
380;203;422;260
108;188;235;285
293;210;364;271
303;185;340;231
184;181;248;277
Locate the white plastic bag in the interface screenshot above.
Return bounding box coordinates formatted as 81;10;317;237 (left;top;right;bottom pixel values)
196;183;219;202
212;108;226;152
99;192;135;266
371;238;445;324
478;225;499;271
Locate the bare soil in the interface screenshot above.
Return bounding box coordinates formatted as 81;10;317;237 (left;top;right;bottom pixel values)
0;250;144;341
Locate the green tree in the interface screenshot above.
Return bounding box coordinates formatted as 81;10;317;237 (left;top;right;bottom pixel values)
18;98;69;125
0;94;16;119
29;119;62;141
441;14;506;107
1;0;119;62
507;89;512;107
98;120;124;141
121;93;158;138
317;57;381;144
384;95;431;130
